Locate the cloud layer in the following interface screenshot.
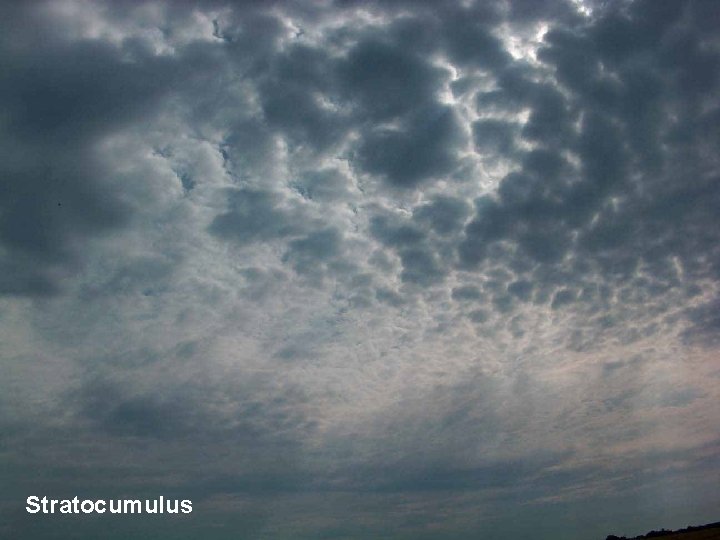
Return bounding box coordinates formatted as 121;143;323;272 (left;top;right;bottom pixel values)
1;1;719;539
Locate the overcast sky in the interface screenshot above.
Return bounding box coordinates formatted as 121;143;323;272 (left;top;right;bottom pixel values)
1;1;719;539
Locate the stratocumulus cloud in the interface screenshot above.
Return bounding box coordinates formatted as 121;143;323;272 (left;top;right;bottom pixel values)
1;1;719;539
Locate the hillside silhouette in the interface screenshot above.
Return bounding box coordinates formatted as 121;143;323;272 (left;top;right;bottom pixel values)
607;522;720;540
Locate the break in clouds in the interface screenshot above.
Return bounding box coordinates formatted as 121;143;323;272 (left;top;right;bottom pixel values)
1;1;719;538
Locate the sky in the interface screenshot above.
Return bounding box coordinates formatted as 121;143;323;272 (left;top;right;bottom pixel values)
1;0;719;538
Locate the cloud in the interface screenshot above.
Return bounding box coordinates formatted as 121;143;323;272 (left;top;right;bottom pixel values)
355;104;465;188
2;1;720;538
0;36;175;294
412;195;472;236
209;188;301;245
336;39;447;122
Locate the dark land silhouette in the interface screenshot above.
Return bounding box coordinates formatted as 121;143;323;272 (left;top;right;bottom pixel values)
607;522;720;540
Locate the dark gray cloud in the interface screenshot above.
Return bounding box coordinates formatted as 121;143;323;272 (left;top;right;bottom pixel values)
2;1;720;539
209;188;301;245
291;169;354;202
355;104;465;188
283;228;346;283
337;39;445;118
413;195;472;236
455;0;720;338
0;36;175;294
259;44;346;152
